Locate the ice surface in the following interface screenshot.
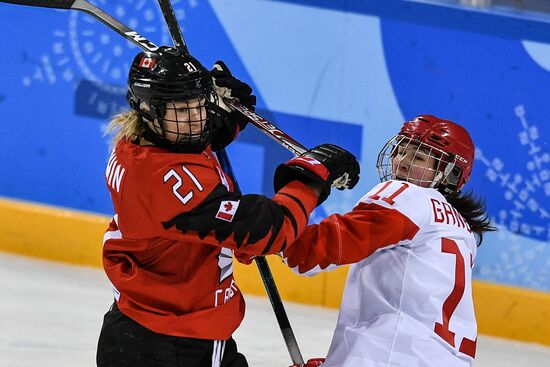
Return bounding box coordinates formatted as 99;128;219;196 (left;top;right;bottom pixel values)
1;252;549;367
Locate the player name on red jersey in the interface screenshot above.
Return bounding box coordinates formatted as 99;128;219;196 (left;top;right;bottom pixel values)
105;151;126;193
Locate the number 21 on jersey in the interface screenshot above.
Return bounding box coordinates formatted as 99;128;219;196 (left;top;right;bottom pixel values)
163;165;204;205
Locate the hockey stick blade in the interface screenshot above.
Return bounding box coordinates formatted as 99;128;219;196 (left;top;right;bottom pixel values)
0;0;159;52
157;0;189;54
0;0;75;8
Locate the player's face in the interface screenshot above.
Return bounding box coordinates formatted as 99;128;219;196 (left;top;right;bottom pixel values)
160;98;207;143
391;142;438;187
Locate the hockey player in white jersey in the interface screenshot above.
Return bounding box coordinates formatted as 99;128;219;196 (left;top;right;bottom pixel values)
281;115;495;367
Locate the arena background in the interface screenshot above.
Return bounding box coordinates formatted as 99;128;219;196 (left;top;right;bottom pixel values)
1;0;549;346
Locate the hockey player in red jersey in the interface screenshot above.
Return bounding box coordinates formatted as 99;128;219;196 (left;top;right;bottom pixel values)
96;46;360;367
282;115;495;367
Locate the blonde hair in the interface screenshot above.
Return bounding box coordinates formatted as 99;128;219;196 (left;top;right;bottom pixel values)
105;110;144;150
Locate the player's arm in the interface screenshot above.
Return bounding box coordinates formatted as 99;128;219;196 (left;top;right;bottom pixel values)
161;180;316;256
162;144;359;257
283;191;421;275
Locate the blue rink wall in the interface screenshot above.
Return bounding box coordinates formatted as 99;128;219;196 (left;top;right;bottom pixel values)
1;0;550;344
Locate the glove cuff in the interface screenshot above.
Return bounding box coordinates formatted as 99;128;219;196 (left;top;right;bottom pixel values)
273;164;331;206
283;156;330;181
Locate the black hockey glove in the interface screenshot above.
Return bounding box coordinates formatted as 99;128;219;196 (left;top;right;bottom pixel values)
211;60;256;111
210;60;256;151
274;144;360;206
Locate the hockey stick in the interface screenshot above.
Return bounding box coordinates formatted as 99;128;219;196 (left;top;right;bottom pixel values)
215;149;305;365
153;1;305;364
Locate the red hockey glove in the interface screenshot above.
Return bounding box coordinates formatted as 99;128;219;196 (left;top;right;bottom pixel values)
290;358;325;367
274;144;360;205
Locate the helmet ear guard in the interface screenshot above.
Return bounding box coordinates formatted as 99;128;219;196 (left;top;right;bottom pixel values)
441;159;462;188
431;156;462;193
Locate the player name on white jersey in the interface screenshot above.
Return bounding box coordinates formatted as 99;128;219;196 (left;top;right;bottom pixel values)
430;198;471;232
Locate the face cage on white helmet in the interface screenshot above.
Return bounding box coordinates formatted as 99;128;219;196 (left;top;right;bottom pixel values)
376;134;461;191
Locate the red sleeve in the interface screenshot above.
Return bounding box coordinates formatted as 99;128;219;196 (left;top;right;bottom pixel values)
283;202;420;274
154;164;319;257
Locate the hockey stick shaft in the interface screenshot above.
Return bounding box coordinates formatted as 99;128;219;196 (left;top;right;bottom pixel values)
0;0;159;52
254;257;305;365
156;0;188;54
225;99;307;156
215;150;305;365
1;0;74;8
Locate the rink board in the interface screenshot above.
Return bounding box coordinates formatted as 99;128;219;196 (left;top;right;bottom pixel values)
1;197;549;347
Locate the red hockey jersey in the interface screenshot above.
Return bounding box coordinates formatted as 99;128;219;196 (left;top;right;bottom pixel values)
102;139;318;340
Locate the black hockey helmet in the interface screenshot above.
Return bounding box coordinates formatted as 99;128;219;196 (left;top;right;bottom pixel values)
127;47;224;152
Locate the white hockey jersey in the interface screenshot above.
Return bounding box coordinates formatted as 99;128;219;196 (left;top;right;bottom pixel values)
283;180;478;367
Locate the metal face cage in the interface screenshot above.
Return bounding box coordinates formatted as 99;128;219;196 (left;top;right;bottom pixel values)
141;90;224;153
376;134;462;191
